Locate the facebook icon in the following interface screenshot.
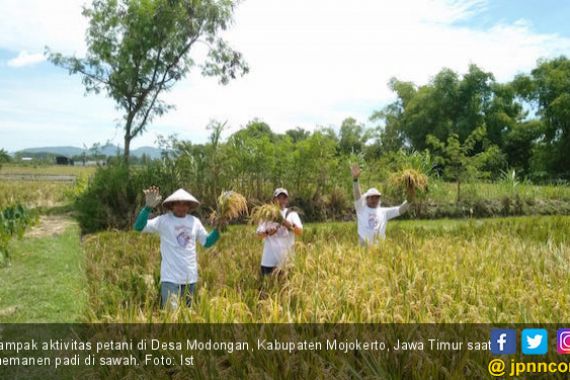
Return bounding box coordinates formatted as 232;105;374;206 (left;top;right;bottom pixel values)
491;329;517;354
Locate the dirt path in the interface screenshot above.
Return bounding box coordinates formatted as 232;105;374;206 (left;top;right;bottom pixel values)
25;215;76;238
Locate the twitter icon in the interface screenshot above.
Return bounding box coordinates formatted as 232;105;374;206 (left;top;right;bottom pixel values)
522;329;548;355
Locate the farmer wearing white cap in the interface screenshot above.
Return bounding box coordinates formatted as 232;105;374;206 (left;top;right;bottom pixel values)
256;188;303;276
351;164;409;246
133;186;222;309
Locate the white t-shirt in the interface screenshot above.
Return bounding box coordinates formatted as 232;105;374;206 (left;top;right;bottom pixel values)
256;208;303;268
142;212;209;284
355;197;400;244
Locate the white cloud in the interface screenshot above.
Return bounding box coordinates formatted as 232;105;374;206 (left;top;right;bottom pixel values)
0;0;87;54
1;0;570;149
156;0;570;135
7;50;46;67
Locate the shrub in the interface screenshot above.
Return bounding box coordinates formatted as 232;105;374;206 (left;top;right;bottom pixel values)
75;160;191;233
0;204;37;266
75;163;137;233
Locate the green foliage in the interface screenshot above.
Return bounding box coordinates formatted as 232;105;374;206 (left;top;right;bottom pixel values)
64;173;89;201
370;60;570;179
75;164;137;233
47;0;248;162
338;117;370;155
378;65;502;151
427;126;505;201
0;204;37;266
0;149;11;168
512;56;570;178
75;158;193;233
503;120;544;176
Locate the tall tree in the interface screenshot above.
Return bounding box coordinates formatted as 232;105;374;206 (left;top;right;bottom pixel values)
285;127;310;143
374;65;500;152
338;117;369;155
47;0;248;163
427;126;503;202
512;56;570;177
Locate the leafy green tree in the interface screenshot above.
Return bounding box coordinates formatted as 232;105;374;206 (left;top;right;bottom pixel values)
512;56;570;177
427;126;501;202
369;78;415;154
0;149;11;164
173;120;228;204
234;119;275;142
503;120;543;176
225;127;276;200
374;65;517;153
290;129;338;197
47;0;248;163
338;117;369;155
284;127;310;143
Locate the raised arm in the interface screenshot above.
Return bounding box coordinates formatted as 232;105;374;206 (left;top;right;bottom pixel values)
134;186;162;231
351;163;362;201
384;200;411;221
399;200;410;215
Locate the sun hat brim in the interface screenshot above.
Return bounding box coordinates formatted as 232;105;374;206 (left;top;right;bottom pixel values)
162;189;200;208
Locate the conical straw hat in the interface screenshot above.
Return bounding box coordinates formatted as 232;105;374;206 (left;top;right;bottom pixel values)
162;188;200;208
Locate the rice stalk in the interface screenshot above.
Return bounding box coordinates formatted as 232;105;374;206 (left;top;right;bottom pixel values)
209;191;249;225
249;203;284;225
389;169;429;201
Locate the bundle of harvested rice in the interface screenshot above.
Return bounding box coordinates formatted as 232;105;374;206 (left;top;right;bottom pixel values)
209;191;248;225
388;168;428;201
250;203;284;225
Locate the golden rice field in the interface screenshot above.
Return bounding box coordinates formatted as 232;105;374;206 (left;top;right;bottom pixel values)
0;181;72;209
0;163;96;176
82;215;570;323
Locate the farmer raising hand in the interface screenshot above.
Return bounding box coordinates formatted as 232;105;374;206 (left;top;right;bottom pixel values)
351;163;409;246
134;187;222;310
143;186;162;208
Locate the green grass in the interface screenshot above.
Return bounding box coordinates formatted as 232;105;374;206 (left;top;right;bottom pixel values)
0;223;87;322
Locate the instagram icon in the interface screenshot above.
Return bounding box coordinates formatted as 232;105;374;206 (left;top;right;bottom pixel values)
557;329;570;354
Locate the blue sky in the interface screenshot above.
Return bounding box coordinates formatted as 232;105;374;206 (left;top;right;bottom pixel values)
457;0;570;36
1;0;570;152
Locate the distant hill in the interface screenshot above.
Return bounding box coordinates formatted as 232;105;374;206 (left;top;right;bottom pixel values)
16;144;163;159
17;146;83;157
132;146;164;159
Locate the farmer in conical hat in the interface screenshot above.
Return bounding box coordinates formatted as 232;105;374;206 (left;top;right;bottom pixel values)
351;164;409;246
133;186;222;309
256;188;303;276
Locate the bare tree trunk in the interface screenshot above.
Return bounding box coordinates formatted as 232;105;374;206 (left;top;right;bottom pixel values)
123;116;134;165
124;134;131;164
